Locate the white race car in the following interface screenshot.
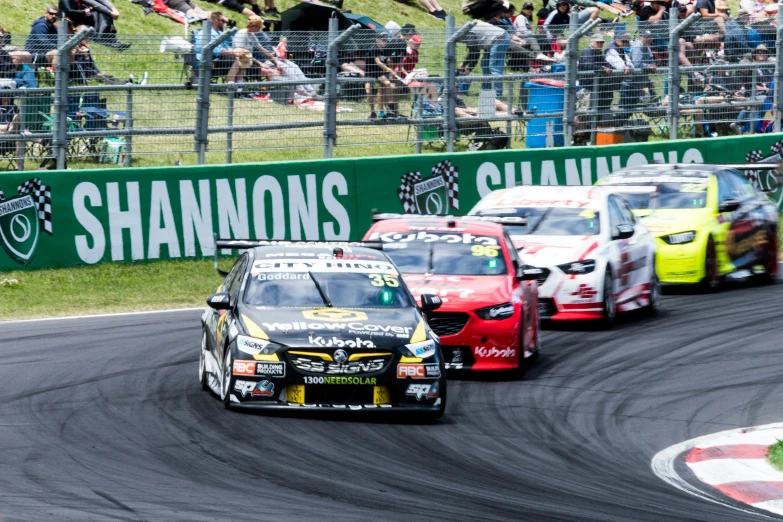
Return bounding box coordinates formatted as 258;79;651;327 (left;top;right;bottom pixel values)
469;186;659;325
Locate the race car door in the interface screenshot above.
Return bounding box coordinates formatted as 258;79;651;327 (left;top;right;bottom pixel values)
717;170;760;270
608;195;645;295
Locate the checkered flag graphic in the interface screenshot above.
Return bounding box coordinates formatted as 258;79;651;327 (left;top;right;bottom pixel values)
398;172;423;214
431;160;459;211
0;190;4;201
771;139;783;157
17;177;52;235
746;150;764;163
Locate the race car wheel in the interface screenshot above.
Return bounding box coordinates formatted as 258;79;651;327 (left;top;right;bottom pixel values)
702;237;719;291
220;347;233;410
601;268;616;327
199;330;209;391
646;258;661;314
530;309;541;362
758;228;778;285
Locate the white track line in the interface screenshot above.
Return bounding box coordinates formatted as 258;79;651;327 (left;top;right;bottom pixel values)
0;307;204;325
651;422;783;519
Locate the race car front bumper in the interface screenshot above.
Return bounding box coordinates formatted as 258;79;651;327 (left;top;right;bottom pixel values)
536;267;604;321
429;311;525;372
655;239;704;284
228;352;445;411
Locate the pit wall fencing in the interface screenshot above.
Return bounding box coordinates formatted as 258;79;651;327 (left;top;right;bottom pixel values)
1;134;781;271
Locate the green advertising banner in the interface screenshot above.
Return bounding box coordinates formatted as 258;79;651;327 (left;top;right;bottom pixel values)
1;134;781;271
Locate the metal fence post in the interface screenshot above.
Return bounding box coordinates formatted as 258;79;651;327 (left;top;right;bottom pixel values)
444;19;476;153
195;22;236;165
564;18;600;146
125;86;133;167
590;74;598;145
324;23;359;159
774;7;783;133
226;84;235;163
324;17;338;158
668;10;701;141
750;66;757;134
17;92;26;171
506;81;513;149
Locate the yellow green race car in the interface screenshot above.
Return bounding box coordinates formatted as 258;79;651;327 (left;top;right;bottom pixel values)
597;164;779;288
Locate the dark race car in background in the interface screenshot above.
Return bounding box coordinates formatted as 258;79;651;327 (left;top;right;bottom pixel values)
200;240;446;419
597;164;780;288
365;215;541;375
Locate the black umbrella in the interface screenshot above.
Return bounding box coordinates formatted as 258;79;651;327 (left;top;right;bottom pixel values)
280;3;353;32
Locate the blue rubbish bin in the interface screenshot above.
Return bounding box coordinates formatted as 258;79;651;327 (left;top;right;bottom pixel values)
525;82;564;148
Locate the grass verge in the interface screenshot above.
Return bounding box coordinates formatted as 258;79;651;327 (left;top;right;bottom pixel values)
768;440;783;471
0;259;223;321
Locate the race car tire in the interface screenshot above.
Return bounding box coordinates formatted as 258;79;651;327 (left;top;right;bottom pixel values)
646;258;661;315
423;380;447;421
199;330;209;391
757;228;778;285
530;309;541;362
701;236;719;292
220;346;233;410
600;268;616;327
512;313;528;379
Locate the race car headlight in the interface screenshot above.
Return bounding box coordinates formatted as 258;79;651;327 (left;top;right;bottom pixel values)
474;303;515;320
662;231;696;245
403;339;437;359
236;335;279;356
557;259;596;275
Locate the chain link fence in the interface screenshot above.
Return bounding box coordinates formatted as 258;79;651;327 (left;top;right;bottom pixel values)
0;11;780;171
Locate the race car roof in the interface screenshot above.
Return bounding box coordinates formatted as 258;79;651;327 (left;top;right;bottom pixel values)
368;216;506;237
249;245;398;275
598;164;717;184
251;244;389;261
473;185;605;210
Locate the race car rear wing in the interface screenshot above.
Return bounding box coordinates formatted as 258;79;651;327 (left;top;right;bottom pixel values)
212;236;383;277
371;211;528;226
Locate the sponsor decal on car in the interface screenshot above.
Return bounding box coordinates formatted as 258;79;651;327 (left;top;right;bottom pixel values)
252;260;397;274
302;376;378;385
570;284;598;301
405;381;440;401
474;346;516;358
308;335;376;348
292;356;387;375
397;363;441;379
255;272;311;281
234;379;275;397
370;231;498;246
302;308;368;322
262;321;412;337
234;361;286;377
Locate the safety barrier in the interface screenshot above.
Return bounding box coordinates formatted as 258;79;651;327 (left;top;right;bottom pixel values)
0;133;781;270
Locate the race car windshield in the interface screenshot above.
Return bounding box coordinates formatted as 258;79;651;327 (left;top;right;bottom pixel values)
474;208;600;236
385;243;508;275
244;272;412;308
626;182;707;209
617;193;653;210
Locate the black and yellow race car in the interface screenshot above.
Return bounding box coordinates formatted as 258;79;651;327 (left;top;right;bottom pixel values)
199;239;446;419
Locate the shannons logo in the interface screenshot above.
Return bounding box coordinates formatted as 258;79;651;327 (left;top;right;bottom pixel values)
0;178;52;264
308;335;376;348
744;139;783;208
398;160;459;215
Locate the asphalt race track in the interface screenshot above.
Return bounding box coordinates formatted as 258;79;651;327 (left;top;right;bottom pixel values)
2;283;783;522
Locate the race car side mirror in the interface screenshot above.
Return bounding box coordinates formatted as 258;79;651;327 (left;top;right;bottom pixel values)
719;199;740;213
517;265;543;281
207;292;232;310
420;294;443;312
612;224;634;240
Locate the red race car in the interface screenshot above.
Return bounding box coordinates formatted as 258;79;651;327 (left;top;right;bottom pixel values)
364;214;541;374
